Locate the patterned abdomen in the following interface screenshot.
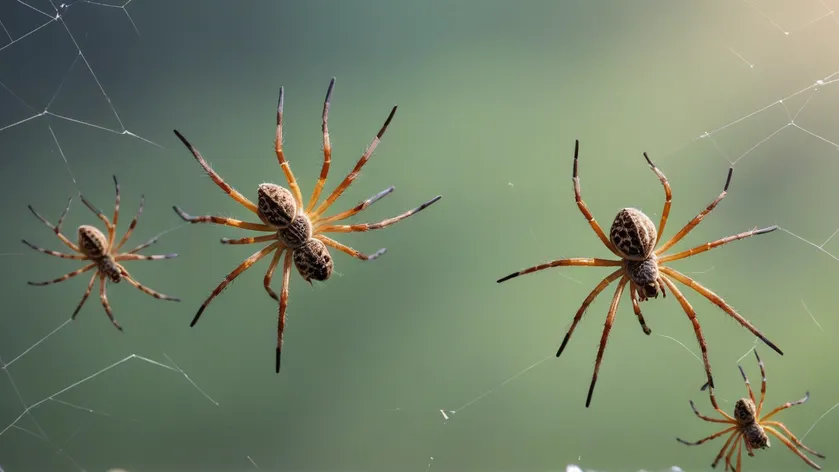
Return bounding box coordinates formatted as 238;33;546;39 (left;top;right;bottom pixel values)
78;225;108;259
609;208;657;260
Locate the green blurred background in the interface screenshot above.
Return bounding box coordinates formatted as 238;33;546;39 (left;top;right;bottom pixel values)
1;0;838;471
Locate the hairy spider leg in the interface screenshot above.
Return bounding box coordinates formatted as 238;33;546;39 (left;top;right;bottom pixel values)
306;77;335;213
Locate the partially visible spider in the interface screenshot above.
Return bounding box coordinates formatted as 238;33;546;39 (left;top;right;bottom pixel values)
677;349;825;471
173;77;441;373
23;176;180;330
497;139;782;408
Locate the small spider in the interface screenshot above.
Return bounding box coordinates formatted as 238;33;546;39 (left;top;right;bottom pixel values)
23;176;180;330
677;349;825;471
173;78;441;373
497;139;782;407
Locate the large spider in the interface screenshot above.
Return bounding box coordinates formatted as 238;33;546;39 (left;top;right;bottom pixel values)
677;349;825;471
173;78;441;373
497;139;782;407
23;176;180;330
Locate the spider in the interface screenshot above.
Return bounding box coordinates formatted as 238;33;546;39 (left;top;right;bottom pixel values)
23;176;180;330
677;349;825;471
173;78;442;373
497;139;783;408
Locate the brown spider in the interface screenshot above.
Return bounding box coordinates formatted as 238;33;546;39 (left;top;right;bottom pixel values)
23;176;180;330
677;349;825;471
173;78;441;373
497;139;782;407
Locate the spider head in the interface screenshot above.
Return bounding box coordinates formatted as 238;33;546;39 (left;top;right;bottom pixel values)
257;183;298;228
734;397;757;424
77;225;108;259
640;282;659;299
609;208;657;261
293;238;333;283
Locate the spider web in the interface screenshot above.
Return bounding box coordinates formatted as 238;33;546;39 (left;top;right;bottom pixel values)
0;2;219;471
2;1;839;471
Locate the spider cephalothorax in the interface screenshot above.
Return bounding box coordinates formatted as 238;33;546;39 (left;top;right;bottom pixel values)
24;176;180;330
678;349;823;471
174;77;441;373
498;139;782;408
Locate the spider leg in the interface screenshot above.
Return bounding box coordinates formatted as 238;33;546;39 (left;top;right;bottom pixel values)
688;398;736;423
659;274;716;391
28;263;96;286
79;193;114;242
190;242;282;327
316;195;442;233
570;140;623;257
114;194;144;252
221;234;278;245
760;392;810;422
306;78;335;213
554;268;624;358
738;364;756;405
642;152;672;245
763;421;825;459
724;436;741;472
764;426;823;470
310;105;398;219
173;206;274;232
109;175;121;251
276;250;293;373
172;130;260;214
316;186;395;225
734;440;744;472
115;253;177;261
497;258;621;283
658;225;778;264
585;276;628;407
677;425;737;446
711;431;741;469
263;248;285;302
273;86;304;207
126;236;160;254
753;349;767;415
72;272;98;319
28;198;80;252
21;239;86;260
98;274;123;331
316;235;386;261
629;284;652;335
656;167;733;255
117;265;180;302
660;267;783;356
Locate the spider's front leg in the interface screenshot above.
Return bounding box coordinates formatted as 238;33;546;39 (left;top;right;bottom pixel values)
173;206;275;232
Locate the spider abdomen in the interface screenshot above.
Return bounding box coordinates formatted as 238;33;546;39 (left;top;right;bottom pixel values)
78;225;109;259
278;214;313;249
610;208;657;260
744;422;770;450
293;238;333;282
257;183;297;228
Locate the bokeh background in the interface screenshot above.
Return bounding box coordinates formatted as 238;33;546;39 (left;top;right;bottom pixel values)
1;0;838;471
